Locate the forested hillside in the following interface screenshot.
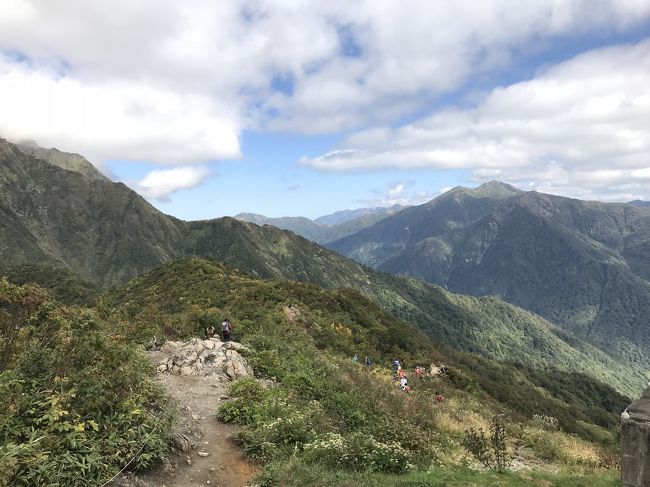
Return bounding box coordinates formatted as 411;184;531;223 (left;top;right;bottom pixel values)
327;182;650;373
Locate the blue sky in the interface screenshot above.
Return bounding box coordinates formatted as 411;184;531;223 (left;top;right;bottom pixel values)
109;132;468;219
1;1;650;220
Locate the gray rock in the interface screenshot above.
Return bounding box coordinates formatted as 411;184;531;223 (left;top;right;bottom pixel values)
621;387;650;486
171;433;192;452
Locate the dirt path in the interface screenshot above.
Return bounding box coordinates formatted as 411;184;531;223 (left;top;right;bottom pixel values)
115;350;258;487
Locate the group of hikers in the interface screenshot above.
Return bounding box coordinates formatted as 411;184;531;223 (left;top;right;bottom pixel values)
350;355;447;400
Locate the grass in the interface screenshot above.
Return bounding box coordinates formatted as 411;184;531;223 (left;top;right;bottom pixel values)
258;459;619;486
105;258;623;485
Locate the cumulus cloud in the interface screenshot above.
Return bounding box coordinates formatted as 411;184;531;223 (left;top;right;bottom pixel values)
303;39;650;201
1;0;650;168
366;181;436;207
134;166;213;202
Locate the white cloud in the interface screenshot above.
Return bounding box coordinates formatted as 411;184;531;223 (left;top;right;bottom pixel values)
0;54;240;168
302;39;650;201
134;166;213;202
367;181;436;207
1;0;649;167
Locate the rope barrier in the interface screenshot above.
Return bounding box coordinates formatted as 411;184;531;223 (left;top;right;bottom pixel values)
98;441;148;487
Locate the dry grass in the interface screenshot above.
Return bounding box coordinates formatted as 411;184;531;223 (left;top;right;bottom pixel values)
521;426;602;467
434;401;491;435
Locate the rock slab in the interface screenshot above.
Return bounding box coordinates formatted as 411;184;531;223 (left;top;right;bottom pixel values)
156;338;253;381
622;387;650;487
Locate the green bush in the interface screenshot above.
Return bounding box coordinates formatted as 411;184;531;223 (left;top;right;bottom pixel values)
462;414;511;471
0;280;173;486
303;432;414;474
218;399;258;425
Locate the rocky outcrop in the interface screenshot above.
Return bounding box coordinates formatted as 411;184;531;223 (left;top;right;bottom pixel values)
621;386;650;486
156;338;253;380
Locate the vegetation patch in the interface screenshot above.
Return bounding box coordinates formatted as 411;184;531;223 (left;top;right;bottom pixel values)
0;279;173;486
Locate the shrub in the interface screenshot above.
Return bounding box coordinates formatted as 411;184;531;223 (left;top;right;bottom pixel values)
303;432;414;474
463;414;511;471
532;414;559;430
0;281;174;486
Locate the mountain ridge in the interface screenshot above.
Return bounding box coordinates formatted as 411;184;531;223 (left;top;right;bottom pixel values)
326;182;650;373
234;204;406;244
1;139;646;396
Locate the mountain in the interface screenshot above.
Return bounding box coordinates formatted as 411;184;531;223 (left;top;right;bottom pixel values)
628;200;650;208
0;138;184;286
1;141;646;395
327;181;650;371
234;213;328;242
235;205;405;244
17;140;109;182
315;204;407;225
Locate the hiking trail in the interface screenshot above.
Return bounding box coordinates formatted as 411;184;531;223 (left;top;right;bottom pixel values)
113;339;259;487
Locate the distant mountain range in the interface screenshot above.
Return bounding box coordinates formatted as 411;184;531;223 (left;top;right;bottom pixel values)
326;181;650;372
1;137;644;396
235;205;406;244
628;200;650;208
314;205;406;225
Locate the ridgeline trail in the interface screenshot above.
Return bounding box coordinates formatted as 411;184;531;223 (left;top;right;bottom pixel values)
113;346;258;487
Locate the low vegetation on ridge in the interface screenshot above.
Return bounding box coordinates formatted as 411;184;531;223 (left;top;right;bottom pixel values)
105;258;624;485
0;279;173;486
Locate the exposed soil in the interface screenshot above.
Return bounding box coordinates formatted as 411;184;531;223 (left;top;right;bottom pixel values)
113;350;259;487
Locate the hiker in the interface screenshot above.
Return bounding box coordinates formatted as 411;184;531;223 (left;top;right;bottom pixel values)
221;319;233;342
364;356;372;368
398;367;406;379
400;376;411;393
148;335;161;350
392;358;400;372
434;391;444;402
352;354;359;362
205;325;215;339
415;366;422;380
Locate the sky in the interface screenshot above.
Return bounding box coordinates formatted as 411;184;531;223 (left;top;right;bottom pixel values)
1;1;650;220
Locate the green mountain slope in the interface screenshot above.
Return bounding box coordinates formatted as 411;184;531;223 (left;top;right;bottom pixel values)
17;140;109;182
108;258;630;441
0;139;184;286
1;140;645;396
327;182;650;371
1;263;99;306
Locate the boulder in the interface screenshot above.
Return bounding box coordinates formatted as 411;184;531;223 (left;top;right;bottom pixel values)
156;339;252;380
179;366;194;376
